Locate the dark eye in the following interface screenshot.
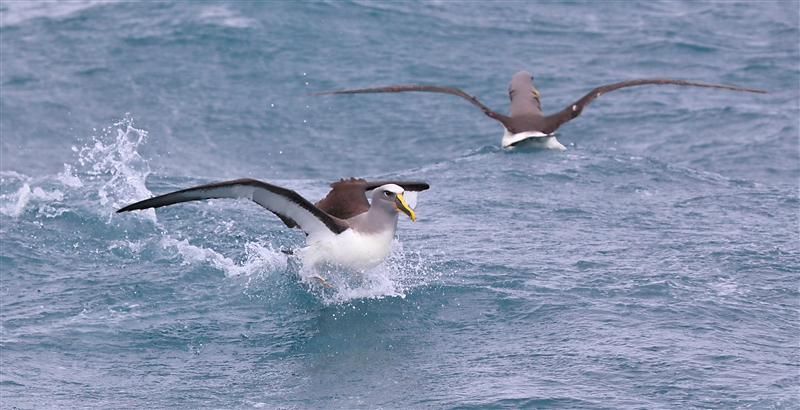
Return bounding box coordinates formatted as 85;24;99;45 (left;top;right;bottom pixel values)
384;191;392;197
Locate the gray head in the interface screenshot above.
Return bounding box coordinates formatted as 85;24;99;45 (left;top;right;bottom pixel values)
370;184;415;221
508;71;542;118
346;184;416;235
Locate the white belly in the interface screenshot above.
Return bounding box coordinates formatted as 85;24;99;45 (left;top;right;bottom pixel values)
297;228;396;271
502;130;566;150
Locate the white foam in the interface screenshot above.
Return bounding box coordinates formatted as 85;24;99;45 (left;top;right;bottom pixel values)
31;187;64;202
160;237;287;278
197;4;255;28
1;183;32;218
0;181;66;218
301;239;434;305
108;238;148;255
0;171;30;184
57;164;84;188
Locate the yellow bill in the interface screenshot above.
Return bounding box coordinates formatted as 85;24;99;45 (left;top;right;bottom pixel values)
394;193;416;221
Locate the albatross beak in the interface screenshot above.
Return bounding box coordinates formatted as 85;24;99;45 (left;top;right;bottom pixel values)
532;85;540;99
394;193;416;221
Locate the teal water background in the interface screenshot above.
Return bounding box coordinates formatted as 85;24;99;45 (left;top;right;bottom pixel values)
2;2;798;408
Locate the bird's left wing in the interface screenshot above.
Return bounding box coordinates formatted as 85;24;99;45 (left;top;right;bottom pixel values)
542;78;767;134
310;85;514;130
117;178;349;237
314;178;373;221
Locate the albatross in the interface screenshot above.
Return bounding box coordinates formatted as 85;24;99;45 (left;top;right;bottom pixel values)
310;71;767;149
117;177;429;271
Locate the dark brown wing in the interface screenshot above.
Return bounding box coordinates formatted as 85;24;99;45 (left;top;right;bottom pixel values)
542;78;767;134
314;178;371;221
310;85;514;130
314;178;431;221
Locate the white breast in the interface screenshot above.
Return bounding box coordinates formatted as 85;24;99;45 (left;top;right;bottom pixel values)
297;228;396;271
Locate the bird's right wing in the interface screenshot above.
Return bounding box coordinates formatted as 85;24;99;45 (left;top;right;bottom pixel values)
364;180;430;193
117;178;349;239
542;78;767;134
310;85;514;130
364;180;430;210
314;178;430;220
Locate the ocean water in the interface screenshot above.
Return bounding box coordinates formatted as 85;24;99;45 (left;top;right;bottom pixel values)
1;1;798;408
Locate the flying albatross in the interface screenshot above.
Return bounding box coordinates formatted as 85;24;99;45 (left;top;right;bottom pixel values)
310;71;767;149
117;177;429;272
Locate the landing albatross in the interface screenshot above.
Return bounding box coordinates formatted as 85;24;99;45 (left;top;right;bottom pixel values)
117;178;429;271
310;71;766;149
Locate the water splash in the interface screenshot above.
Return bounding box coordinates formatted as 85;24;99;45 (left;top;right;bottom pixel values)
1;116;152;220
299;239;435;305
76;115;152;218
57;164;84;189
159;237;288;278
0;168;72;218
0;182;35;218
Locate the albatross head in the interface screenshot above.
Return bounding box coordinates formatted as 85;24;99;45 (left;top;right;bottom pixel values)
372;184;416;221
510;71;541;102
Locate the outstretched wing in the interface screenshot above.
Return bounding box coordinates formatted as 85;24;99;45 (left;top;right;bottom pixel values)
314;178;430;220
364;180;430;193
310;85;514;130
365;180;430;210
542;78;767;134
117;178;349;237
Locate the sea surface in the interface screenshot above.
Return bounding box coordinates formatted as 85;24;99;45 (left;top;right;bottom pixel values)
1;1;798;408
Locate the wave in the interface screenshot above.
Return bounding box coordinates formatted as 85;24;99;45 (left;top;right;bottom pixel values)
0;1;110;28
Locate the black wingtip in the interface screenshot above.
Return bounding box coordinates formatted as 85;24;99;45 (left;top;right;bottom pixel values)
116;204;139;213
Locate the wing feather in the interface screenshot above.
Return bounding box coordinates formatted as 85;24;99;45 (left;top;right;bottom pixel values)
314;178;430;220
364;180;430;210
117;178;349;237
543;78;767;134
310;85;514;130
364;180;430;193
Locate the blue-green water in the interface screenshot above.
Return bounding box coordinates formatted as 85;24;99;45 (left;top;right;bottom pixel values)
2;2;798;408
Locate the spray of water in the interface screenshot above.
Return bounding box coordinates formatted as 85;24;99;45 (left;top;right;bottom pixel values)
1;115;154;222
0;165;78;218
77;115;152;218
297;239;435;305
157;237;288;278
